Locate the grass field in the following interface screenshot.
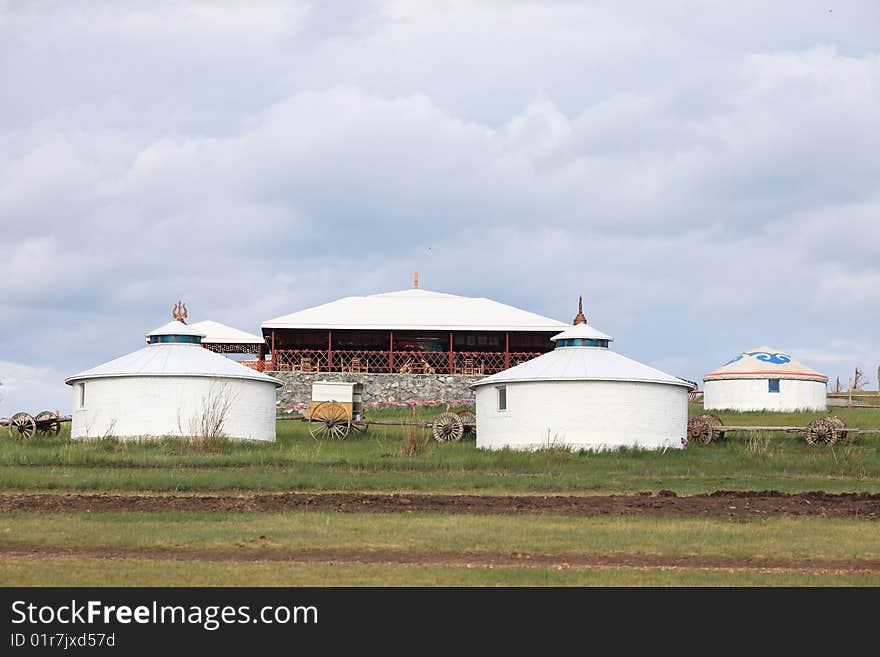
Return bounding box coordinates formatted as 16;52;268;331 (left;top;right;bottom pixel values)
1;405;879;495
2;404;879;586
6;512;880;558
3;512;880;586
7;560;878;587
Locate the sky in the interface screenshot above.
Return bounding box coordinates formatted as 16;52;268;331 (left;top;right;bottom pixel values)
1;0;879;414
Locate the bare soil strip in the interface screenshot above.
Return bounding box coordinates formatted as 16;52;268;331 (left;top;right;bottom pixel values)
1;545;878;574
0;491;879;519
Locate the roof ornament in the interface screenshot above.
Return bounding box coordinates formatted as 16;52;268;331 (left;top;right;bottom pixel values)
573;295;587;325
172;300;188;324
413;271;419;289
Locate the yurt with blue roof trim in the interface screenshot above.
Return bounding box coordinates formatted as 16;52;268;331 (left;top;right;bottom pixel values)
703;347;827;412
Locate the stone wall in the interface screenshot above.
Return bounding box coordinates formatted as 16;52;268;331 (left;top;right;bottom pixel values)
270;371;481;410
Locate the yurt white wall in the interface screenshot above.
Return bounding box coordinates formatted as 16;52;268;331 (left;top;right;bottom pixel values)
70;376;277;441
475;380;688;451
703;378;826;412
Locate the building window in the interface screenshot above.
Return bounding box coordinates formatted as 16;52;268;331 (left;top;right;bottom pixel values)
78;383;86;409
496;385;507;412
768;379;780;393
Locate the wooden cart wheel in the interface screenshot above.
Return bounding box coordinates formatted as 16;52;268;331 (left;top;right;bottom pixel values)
432;412;465;443
34;411;61;435
698;414;725;440
805;418;837;446
826;415;847;442
687;414;725;445
9;413;37;439
456;410;476;436
686;417;714;445
308;401;352;440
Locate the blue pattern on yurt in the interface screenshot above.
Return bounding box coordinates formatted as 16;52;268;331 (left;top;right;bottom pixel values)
724;351;790;366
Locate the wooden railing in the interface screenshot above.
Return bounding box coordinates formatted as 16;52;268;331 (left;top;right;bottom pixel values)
245;349;543;375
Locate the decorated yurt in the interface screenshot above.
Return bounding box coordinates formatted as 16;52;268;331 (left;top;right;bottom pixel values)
703;347;827;412
471;299;693;451
65;317;281;441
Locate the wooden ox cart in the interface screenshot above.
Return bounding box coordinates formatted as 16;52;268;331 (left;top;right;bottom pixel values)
302;381;475;441
686;413;880;447
2;411;69;439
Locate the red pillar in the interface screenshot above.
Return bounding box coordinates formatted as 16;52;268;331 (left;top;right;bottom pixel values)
328;329;333;371
389;331;394;373
270;330;276;371
448;332;454;374
258;344;265;372
504;332;510;369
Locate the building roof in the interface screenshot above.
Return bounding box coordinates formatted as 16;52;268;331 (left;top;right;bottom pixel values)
66;343;281;386
188;320;265;345
146;321;207;339
551;323;614;342
704;346;828;383
472;346;691;388
261;288;569;332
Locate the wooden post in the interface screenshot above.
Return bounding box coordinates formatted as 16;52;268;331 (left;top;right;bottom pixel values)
327;329;333;372
449;332;454;374
504;332;510;369
389;331;394;373
271;330;276;371
258;344;265;372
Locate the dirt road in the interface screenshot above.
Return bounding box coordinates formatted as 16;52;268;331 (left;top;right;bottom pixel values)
2;545;879;574
1;490;878;519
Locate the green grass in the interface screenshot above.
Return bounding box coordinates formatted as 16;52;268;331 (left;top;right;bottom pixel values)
4;406;879;587
3;512;880;586
1;405;879;494
4;559;878;587
2;512;879;561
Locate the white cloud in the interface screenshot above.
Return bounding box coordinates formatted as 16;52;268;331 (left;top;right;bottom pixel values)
1;1;879;413
0;362;69;417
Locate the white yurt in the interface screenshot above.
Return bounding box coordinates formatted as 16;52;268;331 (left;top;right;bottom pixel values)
65;319;282;441
471;300;693;451
703;347;827;412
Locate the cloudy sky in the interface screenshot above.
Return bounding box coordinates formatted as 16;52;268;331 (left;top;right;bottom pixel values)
1;0;879;414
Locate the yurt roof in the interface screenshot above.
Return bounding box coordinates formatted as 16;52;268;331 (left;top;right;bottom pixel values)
146;321;207;339
187;320;265;345
262;288;569;332
472;347;692;388
65;344;281;386
704;346;827;382
552;323;613;342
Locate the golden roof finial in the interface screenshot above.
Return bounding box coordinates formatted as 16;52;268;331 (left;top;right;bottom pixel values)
172;300;188;324
573;295;587;325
